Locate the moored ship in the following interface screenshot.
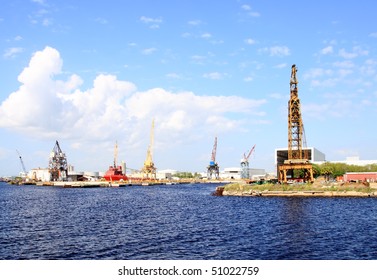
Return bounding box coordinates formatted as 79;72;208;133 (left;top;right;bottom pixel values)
104;141;128;182
103;165;128;181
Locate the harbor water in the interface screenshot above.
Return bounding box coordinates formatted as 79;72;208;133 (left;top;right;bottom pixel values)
1;182;377;260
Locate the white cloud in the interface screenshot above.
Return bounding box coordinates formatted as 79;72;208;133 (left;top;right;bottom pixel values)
241;5;251;11
249;12;260;17
338;46;368;59
203;72;226;80
333;61;354;68
188;20;202;26
142;48;157;55
140;16;163;28
190;55;206;64
0;46;267;150
369;32;377;38
166;73;181;79
201;33;212;39
245;38;256;45
303;68;333;79
260;46;290;56
241;4;260;17
95;17;108;24
321;46;333;55
31;0;46;4
3;47;23;58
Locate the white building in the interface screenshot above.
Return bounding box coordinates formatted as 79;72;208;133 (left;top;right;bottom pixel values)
319;156;377;166
275;147;326;166
221;167;266;180
28;168;51;182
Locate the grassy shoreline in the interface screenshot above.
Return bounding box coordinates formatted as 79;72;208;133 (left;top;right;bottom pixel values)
217;181;377;197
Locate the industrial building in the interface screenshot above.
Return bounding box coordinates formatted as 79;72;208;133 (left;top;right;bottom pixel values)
275;147;326;166
221;167;266;180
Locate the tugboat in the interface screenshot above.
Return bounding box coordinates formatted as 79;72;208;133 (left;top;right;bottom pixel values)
103;142;128;182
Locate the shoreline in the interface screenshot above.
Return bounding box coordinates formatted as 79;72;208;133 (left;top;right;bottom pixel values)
221;189;377;197
216;181;377;197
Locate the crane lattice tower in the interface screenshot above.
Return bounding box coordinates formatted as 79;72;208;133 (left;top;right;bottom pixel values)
207;137;219;180
240;145;255;179
49;140;68;181
142;119;157;179
278;64;313;183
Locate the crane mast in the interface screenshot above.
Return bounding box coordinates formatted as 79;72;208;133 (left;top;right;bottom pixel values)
240;144;256;179
278;64;313;183
207;137;219;179
142;119;156;179
114;141;118;168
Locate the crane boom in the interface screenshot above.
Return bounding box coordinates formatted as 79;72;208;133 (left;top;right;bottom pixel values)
211;137;217;163
244;144;256;161
16;150;27;174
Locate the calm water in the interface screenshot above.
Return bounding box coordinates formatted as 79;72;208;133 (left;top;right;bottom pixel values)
1;182;377;260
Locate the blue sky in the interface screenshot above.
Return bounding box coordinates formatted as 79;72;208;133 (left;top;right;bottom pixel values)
1;0;377;176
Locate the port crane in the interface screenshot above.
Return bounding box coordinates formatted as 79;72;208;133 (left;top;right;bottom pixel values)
49;140;68;181
16;150;27;177
207;137;219;179
240;144;256;179
278;64;313;183
141;119;156;179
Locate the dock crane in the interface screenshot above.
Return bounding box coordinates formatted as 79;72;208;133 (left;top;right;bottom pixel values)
240;144;256;179
277;64;313;183
49;140;68;181
16;150;27;177
141;119;157;179
207;137;219;179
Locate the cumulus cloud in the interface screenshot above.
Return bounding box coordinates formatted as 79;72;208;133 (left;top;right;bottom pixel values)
0;46;267;150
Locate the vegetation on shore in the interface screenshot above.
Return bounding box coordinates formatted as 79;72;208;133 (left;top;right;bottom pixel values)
222;179;376;195
311;162;377;179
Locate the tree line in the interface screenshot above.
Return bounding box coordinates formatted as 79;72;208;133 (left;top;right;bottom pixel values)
312;162;377;179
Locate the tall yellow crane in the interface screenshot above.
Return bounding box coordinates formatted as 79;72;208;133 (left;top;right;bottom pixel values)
278;64;313;183
142;119;156;179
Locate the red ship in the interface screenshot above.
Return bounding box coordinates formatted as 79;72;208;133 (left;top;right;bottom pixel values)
103;142;128;182
103;165;128;182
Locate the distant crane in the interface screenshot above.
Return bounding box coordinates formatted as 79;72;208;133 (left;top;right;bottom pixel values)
207;137;219;179
16;150;27;177
240;144;256;179
49;140;68;181
142;119;157;179
113;141;118;168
